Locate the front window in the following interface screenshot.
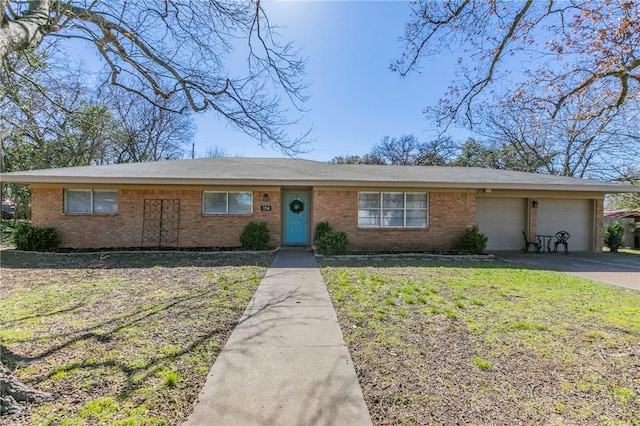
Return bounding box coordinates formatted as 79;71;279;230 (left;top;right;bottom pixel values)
358;192;428;228
203;191;252;214
64;189;117;214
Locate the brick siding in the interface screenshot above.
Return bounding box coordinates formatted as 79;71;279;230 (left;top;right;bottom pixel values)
31;186;281;249
30;185;602;252
312;189;476;252
595;198;604;248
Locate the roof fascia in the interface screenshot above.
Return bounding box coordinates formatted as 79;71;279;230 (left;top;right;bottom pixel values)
1;175;638;193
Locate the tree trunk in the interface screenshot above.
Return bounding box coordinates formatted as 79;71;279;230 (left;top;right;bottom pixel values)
0;0;52;58
0;363;53;415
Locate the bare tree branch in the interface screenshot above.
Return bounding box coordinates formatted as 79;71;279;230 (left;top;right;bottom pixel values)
396;1;640;131
0;1;309;153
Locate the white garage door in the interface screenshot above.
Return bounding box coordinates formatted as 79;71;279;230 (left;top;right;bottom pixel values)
537;199;593;251
476;198;526;250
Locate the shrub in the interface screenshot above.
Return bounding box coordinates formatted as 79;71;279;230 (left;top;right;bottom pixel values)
239;221;270;250
12;222;60;251
604;222;624;253
314;221;332;243
458;226;488;255
316;230;349;256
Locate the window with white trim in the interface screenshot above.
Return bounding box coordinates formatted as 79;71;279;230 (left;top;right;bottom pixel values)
358;192;428;228
64;189;118;214
203;191;252;214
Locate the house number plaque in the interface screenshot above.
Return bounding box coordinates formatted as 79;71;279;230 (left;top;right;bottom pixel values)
260;205;272;211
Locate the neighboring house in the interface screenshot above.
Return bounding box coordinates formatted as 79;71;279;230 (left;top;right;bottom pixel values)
2;158;639;252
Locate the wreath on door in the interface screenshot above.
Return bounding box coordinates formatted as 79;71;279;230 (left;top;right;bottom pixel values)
289;197;304;214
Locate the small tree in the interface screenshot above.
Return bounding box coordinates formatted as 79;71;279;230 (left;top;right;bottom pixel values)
604;222;624;253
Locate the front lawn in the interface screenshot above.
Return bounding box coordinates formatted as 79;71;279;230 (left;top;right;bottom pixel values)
619;248;640;255
0;251;272;425
320;257;640;425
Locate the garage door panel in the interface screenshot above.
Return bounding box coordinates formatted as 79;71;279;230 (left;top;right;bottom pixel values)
476;198;526;250
537;199;592;251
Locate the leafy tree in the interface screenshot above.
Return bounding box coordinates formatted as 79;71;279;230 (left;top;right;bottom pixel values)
329;155;384;165
0;0;308;153
452;139;541;172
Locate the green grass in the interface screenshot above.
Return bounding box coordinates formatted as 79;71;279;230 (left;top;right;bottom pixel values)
471;358;493;371
618;248;640;255
320;257;640;425
158;370;179;388
0;251;272;425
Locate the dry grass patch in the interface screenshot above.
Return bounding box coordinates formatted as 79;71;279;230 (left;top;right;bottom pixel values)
320;257;640;425
0;250;272;425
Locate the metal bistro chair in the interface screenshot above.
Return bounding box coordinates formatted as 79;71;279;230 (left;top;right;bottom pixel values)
553;231;570;254
522;230;540;254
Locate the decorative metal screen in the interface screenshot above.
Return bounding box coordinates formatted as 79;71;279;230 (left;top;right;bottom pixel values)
142;199;180;247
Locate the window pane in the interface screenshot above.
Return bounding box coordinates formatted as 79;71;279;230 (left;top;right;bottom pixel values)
382;192;404;209
66;190;91;213
93;191;117;213
358;193;380;209
203;192;227;213
382;209;403;227
406;193;427;209
406;209;427;227
358;209;380;227
229;192;252;214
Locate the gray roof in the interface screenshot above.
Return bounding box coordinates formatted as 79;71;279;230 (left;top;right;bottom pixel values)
1;157;638;193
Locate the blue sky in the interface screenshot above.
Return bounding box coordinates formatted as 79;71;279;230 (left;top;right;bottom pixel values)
193;1;471;161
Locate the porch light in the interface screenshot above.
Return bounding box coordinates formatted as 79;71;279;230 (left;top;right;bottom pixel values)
532;200;539;208
262;193;270;202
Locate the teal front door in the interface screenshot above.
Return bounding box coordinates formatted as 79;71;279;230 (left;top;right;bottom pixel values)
285;194;309;244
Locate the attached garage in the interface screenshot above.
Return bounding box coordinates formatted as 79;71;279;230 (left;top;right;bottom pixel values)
476;197;527;250
536;199;594;251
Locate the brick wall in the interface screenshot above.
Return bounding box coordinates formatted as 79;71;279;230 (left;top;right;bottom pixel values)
312;189;476;252
595;198;604;249
528;198;538;239
31;184;601;252
31;186;281;249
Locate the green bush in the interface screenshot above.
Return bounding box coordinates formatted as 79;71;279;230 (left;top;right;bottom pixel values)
316;230;349;256
239;221;270;250
314;221;332;243
458;226;488;255
604;222;624;253
12;222;60;251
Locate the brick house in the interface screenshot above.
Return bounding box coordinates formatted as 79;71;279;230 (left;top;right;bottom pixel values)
2;158;638;252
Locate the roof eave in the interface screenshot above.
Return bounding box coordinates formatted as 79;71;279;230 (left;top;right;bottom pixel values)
2;175;638;193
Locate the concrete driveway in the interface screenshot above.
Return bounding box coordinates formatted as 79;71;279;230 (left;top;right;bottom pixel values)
496;252;640;291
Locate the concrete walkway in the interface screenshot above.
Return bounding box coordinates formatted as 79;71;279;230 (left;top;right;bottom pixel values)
183;249;372;426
